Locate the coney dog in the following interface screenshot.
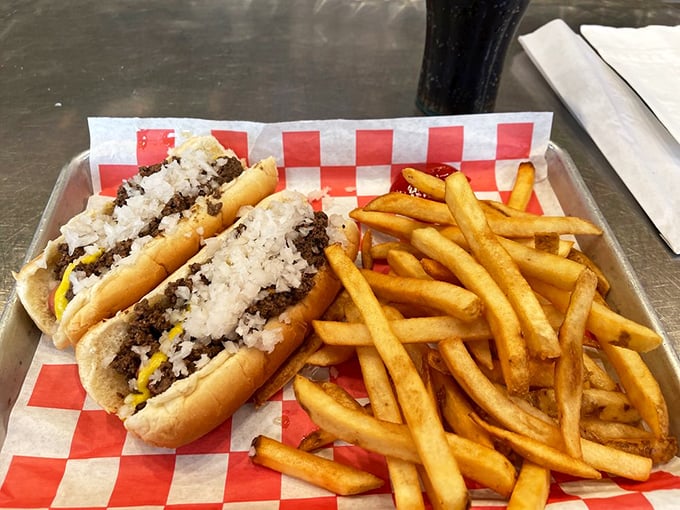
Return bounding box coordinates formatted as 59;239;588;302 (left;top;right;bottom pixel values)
13;135;278;349
75;190;360;448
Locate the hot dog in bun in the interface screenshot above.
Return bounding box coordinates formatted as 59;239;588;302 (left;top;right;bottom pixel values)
14;135;278;348
75;190;360;448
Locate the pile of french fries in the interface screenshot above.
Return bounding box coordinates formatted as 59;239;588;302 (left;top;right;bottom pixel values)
249;162;678;509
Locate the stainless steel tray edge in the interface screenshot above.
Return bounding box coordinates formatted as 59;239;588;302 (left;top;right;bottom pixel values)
0;151;92;449
548;142;680;438
2;145;679;450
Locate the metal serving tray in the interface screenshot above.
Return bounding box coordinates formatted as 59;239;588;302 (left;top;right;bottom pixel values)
1;144;679;449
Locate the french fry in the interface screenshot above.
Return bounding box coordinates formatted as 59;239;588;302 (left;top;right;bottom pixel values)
528;277;663;352
488;215;603;238
298;381;371;452
324;244;469;509
580;417;653;441
305;344;355;366
294;375;517;498
595;436;678;465
498;237;590;291
554;269;598;458
253;332;324;407
250;435;384;496
467;339;494;371
356;345;425;509
364;192;455;225
319;381;365;409
420;257;461;284
361;191;603;238
480;357;558;389
298;428;338;453
431;369;495;449
314;315;492;346
483;199;538;218
411;227;529;395
426;347;452;375
359;268;483;322
403;343;440;417
439;337;561;446
533;232;560;255
530;388;641;423
370;241;422;260
360;228;374;269
581;438;652;481
507;460;551;510
567;248;611;296
598;341;670;439
445;172;561;360
507;161;536;212
349;208;428;240
471;414;602;479
582;351;618;391
401;167;446;201
387;249;433;280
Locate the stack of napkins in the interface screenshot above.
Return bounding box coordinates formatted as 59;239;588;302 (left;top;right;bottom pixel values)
519;20;680;254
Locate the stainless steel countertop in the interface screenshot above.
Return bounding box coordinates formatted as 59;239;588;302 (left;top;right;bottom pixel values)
1;0;679;357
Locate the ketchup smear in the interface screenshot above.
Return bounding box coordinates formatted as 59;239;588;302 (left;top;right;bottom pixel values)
390;163;459;198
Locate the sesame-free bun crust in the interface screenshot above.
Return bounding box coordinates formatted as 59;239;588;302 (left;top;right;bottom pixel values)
76;204;359;448
13;136;279;349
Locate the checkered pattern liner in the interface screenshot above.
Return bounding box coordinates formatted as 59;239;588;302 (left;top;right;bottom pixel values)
1;115;679;509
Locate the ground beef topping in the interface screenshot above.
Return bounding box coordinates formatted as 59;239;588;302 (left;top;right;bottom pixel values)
109;192;331;408
54;149;245;296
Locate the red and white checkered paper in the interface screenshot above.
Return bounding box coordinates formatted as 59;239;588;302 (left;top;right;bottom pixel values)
2;114;679;509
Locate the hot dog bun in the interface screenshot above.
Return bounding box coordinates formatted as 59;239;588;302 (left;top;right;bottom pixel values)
14;136;279;349
75;190;359;448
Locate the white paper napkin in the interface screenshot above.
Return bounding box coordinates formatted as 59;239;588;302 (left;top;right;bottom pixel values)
519;19;680;254
581;24;680;145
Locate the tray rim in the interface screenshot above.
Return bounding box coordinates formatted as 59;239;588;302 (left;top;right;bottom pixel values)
1;143;679;451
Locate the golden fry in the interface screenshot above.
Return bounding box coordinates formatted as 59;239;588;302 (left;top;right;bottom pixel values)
567;248;611;296
445;172;561;360
305;344;355;367
431;369;494;449
487;215;603;237
472;414;602;479
420;257;461;284
439;338;560;445
387;249;433;280
253;332;324;407
293;375;517;498
528;277;663;352
554;269;598;458
356;345;425;509
364;192;455;224
582;351;618;391
411;227;529;395
533;232;560;255
370;241;422;260
349;208;428;241
507;161;536;212
507;460;551;510
360;268;482;322
314;315;492;346
401;167;446;201
599;341;670;439
250;435;384;496
324;244;468;509
360;228;374;269
531;387;641;423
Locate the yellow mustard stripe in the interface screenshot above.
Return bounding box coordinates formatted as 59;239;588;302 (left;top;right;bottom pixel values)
128;351;169;408
53;250;103;321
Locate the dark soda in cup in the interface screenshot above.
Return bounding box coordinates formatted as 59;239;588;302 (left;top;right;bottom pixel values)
416;0;530;115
